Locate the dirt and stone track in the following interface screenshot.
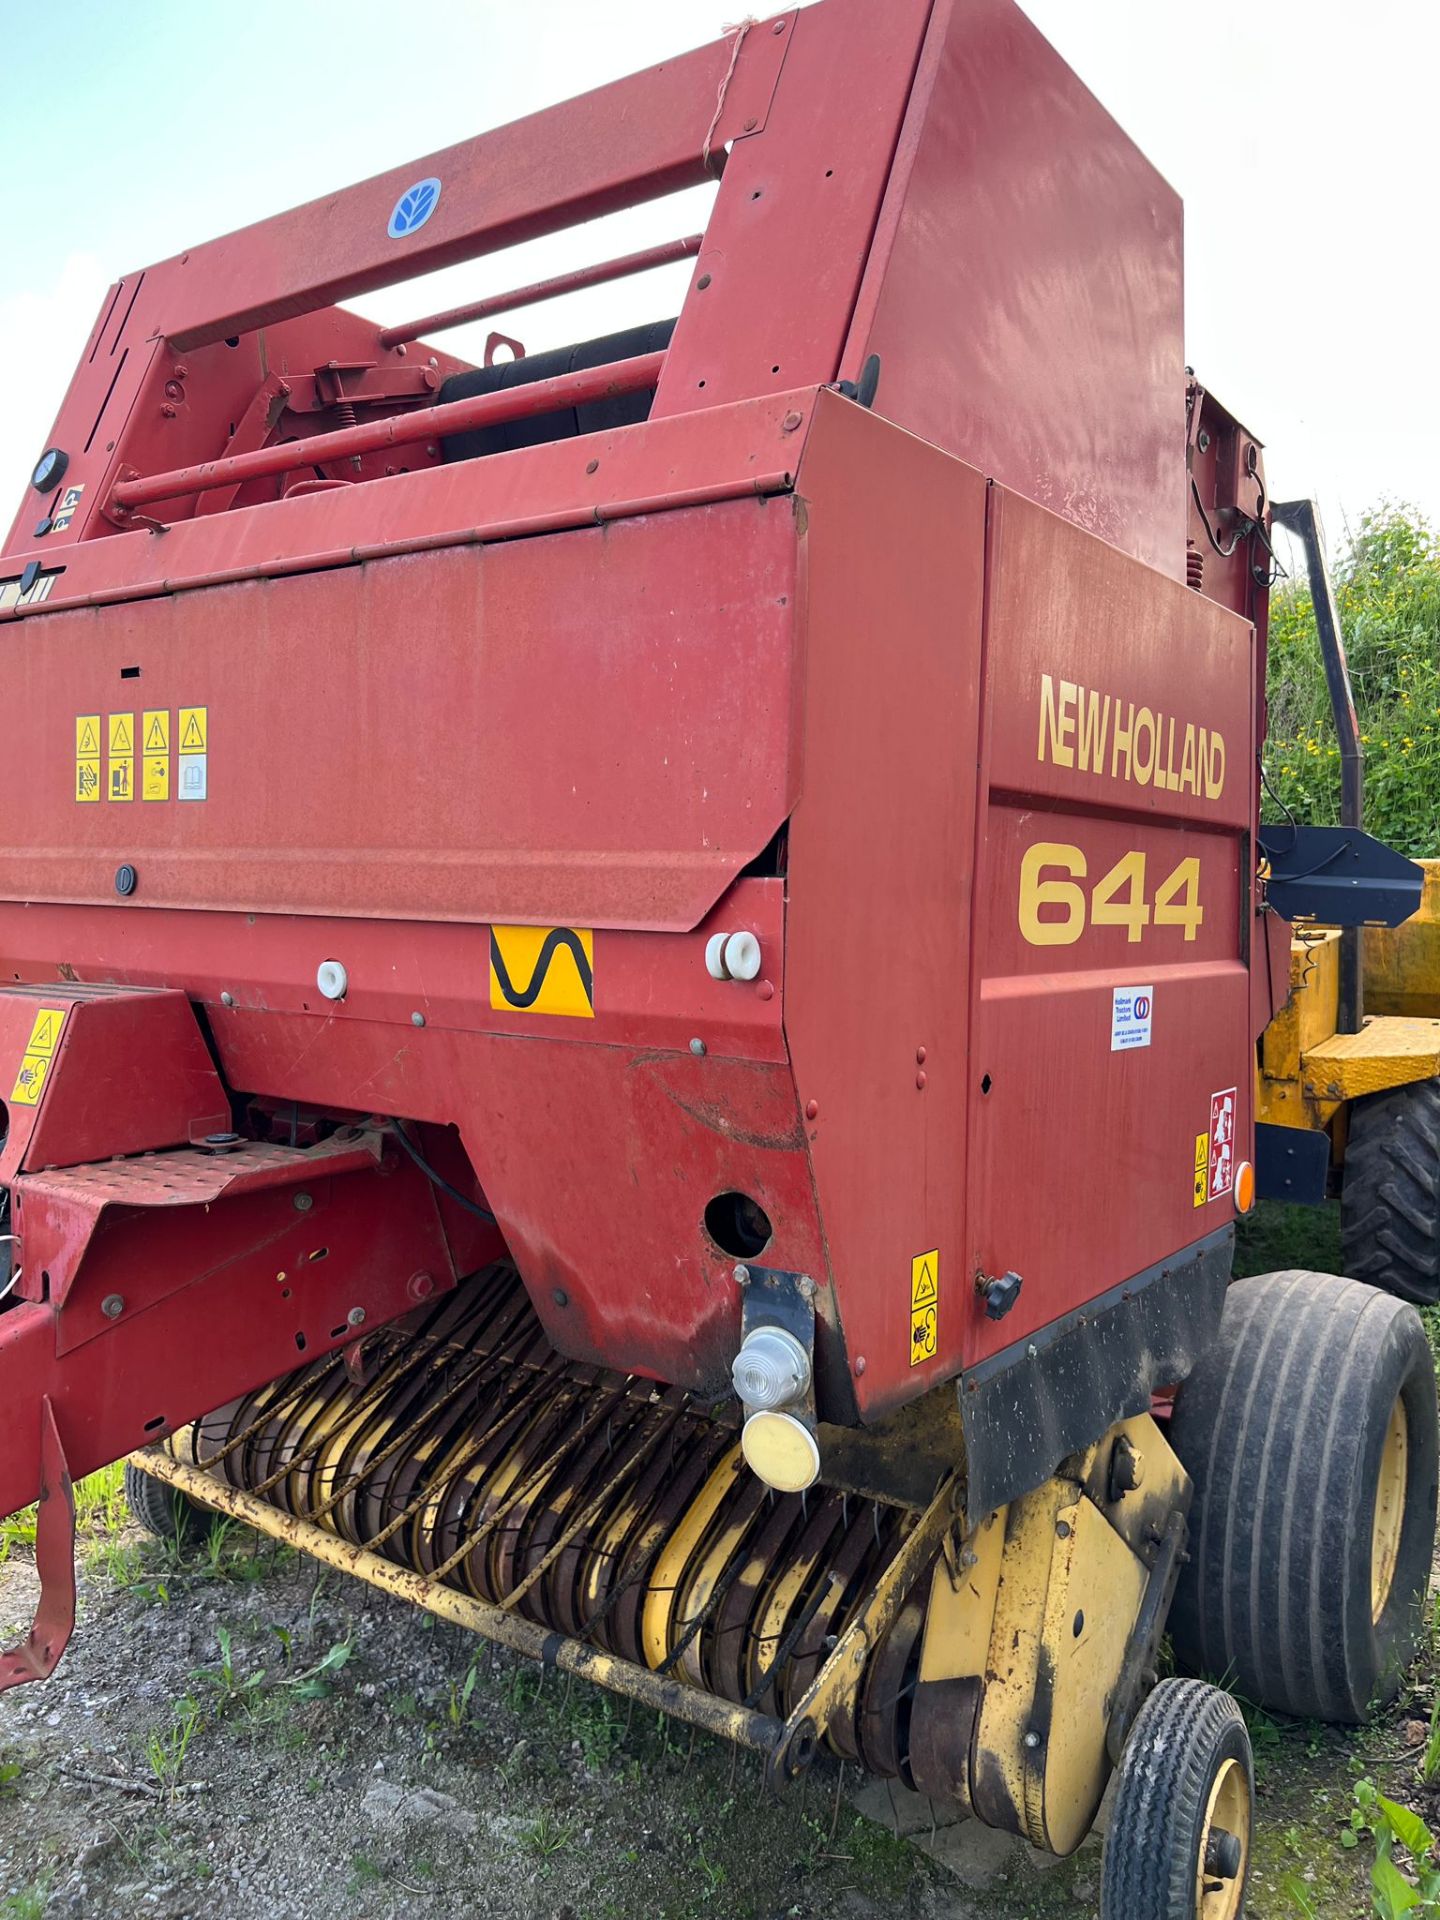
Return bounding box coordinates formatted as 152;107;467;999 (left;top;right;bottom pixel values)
0;1502;1391;1920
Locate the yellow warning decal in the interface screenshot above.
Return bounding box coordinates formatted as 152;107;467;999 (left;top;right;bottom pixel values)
11;1007;65;1107
489;926;594;1019
142;709;170;801
75;713;100;804
910;1249;939;1366
107;711;134;802
178;706;208;802
1193;1132;1210;1208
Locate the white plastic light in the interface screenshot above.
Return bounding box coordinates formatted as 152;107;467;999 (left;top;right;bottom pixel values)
731;1324;811;1411
316;959;349;1001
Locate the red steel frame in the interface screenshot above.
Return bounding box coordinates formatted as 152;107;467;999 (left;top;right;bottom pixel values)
0;0;1270;1689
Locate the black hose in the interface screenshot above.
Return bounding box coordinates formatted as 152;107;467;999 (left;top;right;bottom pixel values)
388;1120;496;1224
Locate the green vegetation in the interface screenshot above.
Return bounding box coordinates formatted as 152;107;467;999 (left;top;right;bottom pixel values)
0;1459;127;1563
1265;505;1440;856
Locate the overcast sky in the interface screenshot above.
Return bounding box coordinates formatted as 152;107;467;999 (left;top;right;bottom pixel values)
1;0;1434;552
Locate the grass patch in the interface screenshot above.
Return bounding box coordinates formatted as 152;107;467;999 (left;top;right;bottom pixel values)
0;1459;128;1563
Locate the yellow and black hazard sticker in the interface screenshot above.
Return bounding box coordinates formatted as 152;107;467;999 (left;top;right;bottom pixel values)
107;712;134;802
11;1005;65;1107
1193;1131;1210;1208
74;706;208;802
178;705;208;801
75;714;100;803
489;926;594;1019
910;1249;939;1366
142;709;170;801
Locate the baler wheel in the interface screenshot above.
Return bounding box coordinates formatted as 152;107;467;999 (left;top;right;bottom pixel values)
1167;1270;1439;1722
1100;1678;1252;1920
1341;1081;1440;1305
123;1460;209;1547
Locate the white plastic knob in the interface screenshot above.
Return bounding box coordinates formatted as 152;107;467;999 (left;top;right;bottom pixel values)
316;960;349;1002
722;931;762;981
705;933;730;981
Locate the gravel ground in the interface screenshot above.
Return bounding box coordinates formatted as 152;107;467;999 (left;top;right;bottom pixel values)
0;1517;1106;1920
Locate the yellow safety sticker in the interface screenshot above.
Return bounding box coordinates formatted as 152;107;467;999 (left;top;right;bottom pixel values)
142;709;170;801
75;713;100;804
489;926;594;1019
1193;1131;1210;1208
11;1007;65;1107
178;705;208;802
107;712;134;802
910;1249;939;1366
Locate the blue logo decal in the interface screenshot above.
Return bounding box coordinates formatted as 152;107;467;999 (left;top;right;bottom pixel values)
388;177;441;240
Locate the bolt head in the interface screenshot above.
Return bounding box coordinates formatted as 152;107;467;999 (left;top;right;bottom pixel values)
346;1307;366;1328
407;1272;435;1301
293;1192;314;1213
689;1037;707;1057
101;1294;124;1319
411;1011;426;1027
1023;1730;1041;1750
733;1264;750;1287
220;991;235;1008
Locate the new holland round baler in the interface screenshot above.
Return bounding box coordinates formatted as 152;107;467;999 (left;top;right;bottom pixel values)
1;5;1435;1912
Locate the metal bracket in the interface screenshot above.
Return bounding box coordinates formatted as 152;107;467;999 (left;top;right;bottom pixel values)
765;1471;962;1788
1259;823;1422;929
1104;1506;1186;1763
736;1262;818;1426
0;1399;75;1694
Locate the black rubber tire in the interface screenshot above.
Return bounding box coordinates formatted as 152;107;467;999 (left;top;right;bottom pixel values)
1341;1081;1440;1305
1169;1269;1439;1722
1101;1678;1252;1920
123;1461;208;1545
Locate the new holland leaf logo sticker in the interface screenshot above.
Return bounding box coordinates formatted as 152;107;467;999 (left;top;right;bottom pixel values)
489;927;595;1019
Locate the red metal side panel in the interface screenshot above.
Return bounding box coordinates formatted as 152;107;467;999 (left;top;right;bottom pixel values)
0;499;799;932
964;488;1255;1368
656;0;932;414
785;396;988;1418
844;0;1185;580
0;392;808;616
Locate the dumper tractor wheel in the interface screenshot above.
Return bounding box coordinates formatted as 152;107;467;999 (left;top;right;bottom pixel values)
123;1461;208;1546
1341;1081;1440;1305
1101;1678;1252;1920
1168;1270;1438;1723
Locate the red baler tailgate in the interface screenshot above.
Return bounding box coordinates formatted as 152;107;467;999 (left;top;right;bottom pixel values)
965;487;1256;1367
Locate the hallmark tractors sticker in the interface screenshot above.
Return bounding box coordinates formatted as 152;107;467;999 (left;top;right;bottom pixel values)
1208;1087;1237;1201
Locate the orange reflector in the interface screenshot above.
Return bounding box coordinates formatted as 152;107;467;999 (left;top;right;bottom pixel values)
1235;1160;1255;1214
